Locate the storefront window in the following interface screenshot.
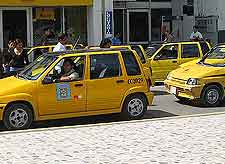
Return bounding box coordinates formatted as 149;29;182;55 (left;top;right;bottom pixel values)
65;7;87;45
32;7;63;46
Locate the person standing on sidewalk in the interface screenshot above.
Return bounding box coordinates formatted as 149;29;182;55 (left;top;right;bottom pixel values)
53;34;69;75
53;34;68;52
9;39;29;74
190;26;203;41
3;40;15;74
112;33;122;45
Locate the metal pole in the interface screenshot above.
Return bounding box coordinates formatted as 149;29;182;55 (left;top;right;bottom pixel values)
148;0;151;44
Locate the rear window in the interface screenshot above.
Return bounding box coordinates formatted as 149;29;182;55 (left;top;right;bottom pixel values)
121;51;141;76
131;45;146;64
200;42;210;55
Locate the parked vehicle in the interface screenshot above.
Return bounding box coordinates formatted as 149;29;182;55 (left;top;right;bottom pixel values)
165;44;225;107
0;48;154;129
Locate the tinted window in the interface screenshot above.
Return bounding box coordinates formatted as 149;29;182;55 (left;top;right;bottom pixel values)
131;45;146;64
200;42;210;55
182;44;200;58
90;54;121;79
121;51;141;76
155;45;178;60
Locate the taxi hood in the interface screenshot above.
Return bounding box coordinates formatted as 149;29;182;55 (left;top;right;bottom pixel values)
0;76;33;96
170;63;225;81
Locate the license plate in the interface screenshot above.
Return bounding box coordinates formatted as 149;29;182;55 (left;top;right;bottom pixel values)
170;86;177;95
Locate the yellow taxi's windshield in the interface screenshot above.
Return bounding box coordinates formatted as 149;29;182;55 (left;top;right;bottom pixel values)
18;55;57;80
201;47;225;67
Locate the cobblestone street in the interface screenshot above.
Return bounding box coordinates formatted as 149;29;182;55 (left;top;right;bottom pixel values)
0;113;225;164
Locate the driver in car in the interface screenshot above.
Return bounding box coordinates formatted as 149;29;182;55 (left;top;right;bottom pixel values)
59;58;79;82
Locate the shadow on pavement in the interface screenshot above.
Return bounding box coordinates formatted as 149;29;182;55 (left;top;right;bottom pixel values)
0;110;177;132
151;90;170;96
175;99;225;108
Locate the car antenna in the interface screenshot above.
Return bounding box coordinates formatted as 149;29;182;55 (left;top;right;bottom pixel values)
72;36;80;50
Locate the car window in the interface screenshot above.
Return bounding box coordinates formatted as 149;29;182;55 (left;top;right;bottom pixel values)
155;45;178;60
90;54;122;79
47;56;86;82
145;45;162;58
131;45;146;64
181;44;200;58
28;48;49;63
200;42;210;55
121;51;141;76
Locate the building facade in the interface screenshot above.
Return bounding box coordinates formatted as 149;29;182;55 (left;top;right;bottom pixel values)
0;0;114;49
113;0;172;45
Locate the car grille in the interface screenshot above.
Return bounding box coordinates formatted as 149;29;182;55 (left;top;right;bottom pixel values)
170;77;187;85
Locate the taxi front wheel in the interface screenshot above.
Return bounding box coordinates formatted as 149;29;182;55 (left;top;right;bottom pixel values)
3;103;33;130
201;85;222;107
122;94;147;120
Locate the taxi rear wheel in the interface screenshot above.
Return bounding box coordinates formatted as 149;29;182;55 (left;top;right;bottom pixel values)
3;103;33;130
122;94;147;120
201;85;222;107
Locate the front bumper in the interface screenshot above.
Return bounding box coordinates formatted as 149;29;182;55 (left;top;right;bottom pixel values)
164;79;203;99
145;91;154;106
0;104;7;120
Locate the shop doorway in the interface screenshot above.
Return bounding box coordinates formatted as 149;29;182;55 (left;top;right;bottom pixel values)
127;10;150;45
3;10;27;48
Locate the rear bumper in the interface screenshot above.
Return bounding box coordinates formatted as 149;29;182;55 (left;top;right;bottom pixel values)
145;91;154;106
164;79;203;99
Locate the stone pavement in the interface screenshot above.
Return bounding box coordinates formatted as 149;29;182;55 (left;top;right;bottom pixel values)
1;114;225;164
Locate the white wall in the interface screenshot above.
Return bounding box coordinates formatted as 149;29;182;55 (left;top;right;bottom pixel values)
87;0;113;46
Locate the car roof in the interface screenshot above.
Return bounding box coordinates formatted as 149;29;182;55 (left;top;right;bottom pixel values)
45;48;132;57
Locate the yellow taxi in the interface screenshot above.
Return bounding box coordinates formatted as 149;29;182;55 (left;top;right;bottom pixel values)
165;45;225;107
145;41;211;83
0;48;154;129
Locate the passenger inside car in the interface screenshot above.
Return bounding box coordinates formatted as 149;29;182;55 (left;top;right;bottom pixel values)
59;58;79;82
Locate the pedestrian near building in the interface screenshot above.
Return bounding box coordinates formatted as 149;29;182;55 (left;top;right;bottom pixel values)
112;33;122;45
3;40;15;74
40;28;55;46
9;39;29;74
53;34;68;52
163;30;175;42
100;38;112;48
190;26;203;41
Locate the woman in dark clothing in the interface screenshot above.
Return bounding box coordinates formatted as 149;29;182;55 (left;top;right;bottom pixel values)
3;40;15;74
9;39;29;73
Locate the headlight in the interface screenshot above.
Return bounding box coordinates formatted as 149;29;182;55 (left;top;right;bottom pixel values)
167;74;172;80
187;78;198;85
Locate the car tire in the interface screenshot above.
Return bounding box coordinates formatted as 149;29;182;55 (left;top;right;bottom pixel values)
3;103;33;130
201;85;222;107
122;94;147;120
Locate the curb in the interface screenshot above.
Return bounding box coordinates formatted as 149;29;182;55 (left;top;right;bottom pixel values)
1;111;225;135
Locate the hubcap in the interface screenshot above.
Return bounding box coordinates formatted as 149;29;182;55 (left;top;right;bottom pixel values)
9;108;28;128
127;98;144;117
206;89;219;105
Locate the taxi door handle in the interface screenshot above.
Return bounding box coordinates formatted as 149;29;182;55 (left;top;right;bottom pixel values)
116;80;124;84
172;60;177;63
75;84;83;87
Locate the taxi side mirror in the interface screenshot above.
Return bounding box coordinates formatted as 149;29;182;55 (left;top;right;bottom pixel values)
42;76;53;84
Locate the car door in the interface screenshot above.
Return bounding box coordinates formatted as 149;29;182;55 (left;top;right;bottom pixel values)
86;52;127;111
150;44;179;81
37;56;87;116
180;43;201;65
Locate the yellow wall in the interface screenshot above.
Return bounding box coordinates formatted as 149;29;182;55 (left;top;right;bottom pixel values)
0;0;93;6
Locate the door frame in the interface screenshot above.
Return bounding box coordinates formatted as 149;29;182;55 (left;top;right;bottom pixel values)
127;9;150;45
0;7;33;49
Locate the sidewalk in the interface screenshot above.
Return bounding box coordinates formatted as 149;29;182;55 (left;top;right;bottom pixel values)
0;114;225;164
